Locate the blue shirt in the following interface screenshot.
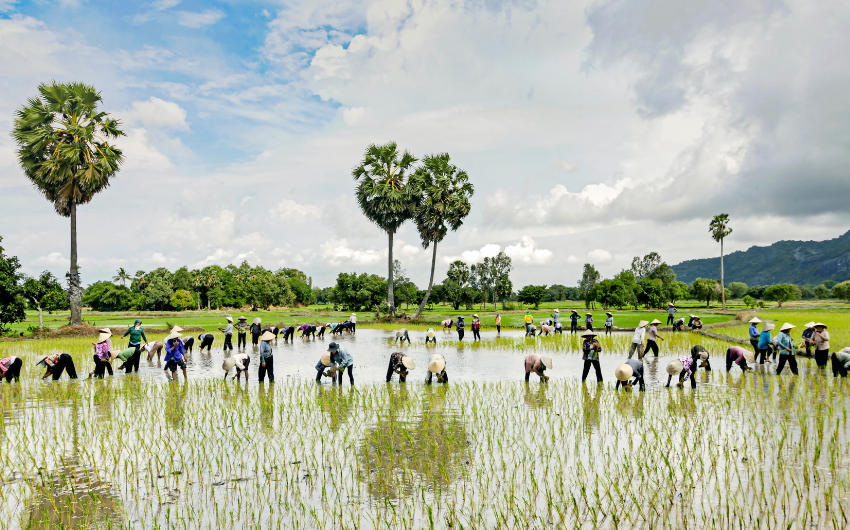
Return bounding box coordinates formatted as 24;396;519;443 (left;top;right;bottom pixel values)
456;320;465;330
164;339;185;363
260;341;273;360
758;330;772;349
775;332;794;356
749;324;760;339
667;307;677;316
570;313;579;323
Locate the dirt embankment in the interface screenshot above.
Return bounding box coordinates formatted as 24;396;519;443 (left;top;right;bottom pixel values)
1;324;206;342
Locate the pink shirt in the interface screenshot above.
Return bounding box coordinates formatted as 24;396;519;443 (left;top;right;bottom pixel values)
728;346;746;364
525;353;543;373
0;356;17;375
94;339;113;360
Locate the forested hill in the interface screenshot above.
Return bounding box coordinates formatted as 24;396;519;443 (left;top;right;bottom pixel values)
672;230;850;286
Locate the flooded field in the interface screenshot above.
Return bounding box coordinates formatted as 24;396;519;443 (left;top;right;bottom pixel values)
1;329;848;529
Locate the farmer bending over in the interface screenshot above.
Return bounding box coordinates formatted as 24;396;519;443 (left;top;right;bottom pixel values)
831;348;850;377
524;353;552;383
725;346;753;373
666;345;710;388
386;352;415;383
615;359;645;391
426;354;448;384
223;353;250;382
395;328;411;344
38;353;78;380
0;356;22;382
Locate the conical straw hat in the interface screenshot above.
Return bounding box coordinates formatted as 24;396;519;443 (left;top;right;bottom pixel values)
97;330;112;342
222;356;236;372
581;330;597;337
541;356;553;370
615;364;634;381
779;322;796;332
427;329;436;338
171;325;183;333
650;319;662;325
666;360;684;376
253;317;262;325
749;317;762;324
165;331;182;342
637;320;649;328
401;356;416;370
320;351;331;367
428;356;445;373
763;323;775;332
260;330;275;341
743;348;756;364
804;321;815;328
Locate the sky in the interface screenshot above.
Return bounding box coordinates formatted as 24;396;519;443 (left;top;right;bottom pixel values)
1;0;849;290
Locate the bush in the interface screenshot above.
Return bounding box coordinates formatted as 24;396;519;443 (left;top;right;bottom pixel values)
742;295;757;309
832;281;850;302
170;289;195;311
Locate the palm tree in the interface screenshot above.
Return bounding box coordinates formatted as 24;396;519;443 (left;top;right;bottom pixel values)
13;82;125;325
352;142;417;317
411;154;474;318
709;213;733;310
113;267;128;287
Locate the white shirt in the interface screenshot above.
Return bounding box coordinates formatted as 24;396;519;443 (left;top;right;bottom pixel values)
631;327;646;344
350;314;357;323
233;353;250;370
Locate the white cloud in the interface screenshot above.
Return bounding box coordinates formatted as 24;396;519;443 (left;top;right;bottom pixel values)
320;238;384;266
398;244;421;258
505;237;553;265
31;252;66;266
566;255;578;263
588;249;613;263
550;160;577;172
0;1;18;13
159;210;236;247
151;0;180;10
114;128;172;171
195;248;234;267
271;199;322;224
342;106;371;126
148;252;169;264
121;97;189;131
177;9;224;28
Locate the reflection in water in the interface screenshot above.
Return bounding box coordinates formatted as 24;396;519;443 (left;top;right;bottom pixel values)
25;456;123;529
358;386;468;500
165;381;189;429
258;382;274;433
581;385;602;435
315;385;354;433
523;383;551;410
614;390;645;420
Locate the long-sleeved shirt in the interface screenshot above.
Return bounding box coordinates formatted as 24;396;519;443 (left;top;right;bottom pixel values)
525;353;545;373
749;324;760;340
631;327;646;344
495;316;501;326
232;353;250;370
775;332;794;356
94;339;113;361
570;313;579;324
624;359;644;381
647;326;659;341
350;314;357;323
834;350;850;371
524;315;533;324
605;317;613;326
728;346;747;365
260;341;273;360
814;330;830;351
123;325;147;346
236;322;248;334
552;313;560;324
667;307;677;316
585;316;593;324
164;339;185;363
801;328;814;340
42;354;61;367
456;320;465;330
0;356;18;376
250;323;261;334
332;348;353;368
758;330;772;350
582;339;601;360
221;323;233;335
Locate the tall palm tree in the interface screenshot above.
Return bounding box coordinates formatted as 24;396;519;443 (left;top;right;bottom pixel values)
411;154;474;318
113;267;128;287
709;213;733;310
13;82;125;325
352;142;417;317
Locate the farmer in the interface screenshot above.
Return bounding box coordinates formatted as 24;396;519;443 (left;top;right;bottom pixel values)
163;331;187;381
299;324;317;339
317;325;327;339
801;321;816;357
258;330;275;383
758;323;775;364
831;348;850;377
350;313;357;333
121;319;147;373
315;351;335;383
641;319;664;359
585;312;594;331
725;345;753;372
524;311;533;334
442;319;454;331
665;346;710;388
250;318;262;346
666;302;677;325
143;341;164;362
524;353;552;383
425;327;437;344
236;316;248;349
581;330;603;383
0;356;22;382
328;342;354;386
395;328;411;344
495;313;502;334
281;325;295;342
197;333;215;353
37;353;78;380
217;316;234;353
89;328;114;379
456;316;465;341
604;312;614;335
426;354;448;384
628;320;648;359
115;347;137;371
688;315;703;330
615;359;645;391
385;352;415;383
183;335;195;353
774;323;798;375
471;315;482;341
813;323;830;368
223;353;250;382
672;317;685;331
748;317;762;357
570;310;579;334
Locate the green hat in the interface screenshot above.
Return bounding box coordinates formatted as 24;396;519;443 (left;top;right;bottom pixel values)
134;319;141;324
526;311;530;314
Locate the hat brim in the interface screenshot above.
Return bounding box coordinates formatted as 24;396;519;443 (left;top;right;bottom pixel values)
650;319;662;325
165;332;182;342
581;330;597;337
260;331;275;341
222;357;236;372
253;318;262;324
637;320;649;328
743;349;756;363
749;318;762;324
814;323;827;328
666;360;684;376
401;357;416;370
541;356;553;370
428;360;446;373
615;365;634;381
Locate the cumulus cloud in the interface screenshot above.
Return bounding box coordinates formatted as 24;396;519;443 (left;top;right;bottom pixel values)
177;9;225;28
271;199;322;224
320;238;384;266
121;97;189;131
505;237;553;265
587;249;613;263
31;252;66;266
195;248;234;267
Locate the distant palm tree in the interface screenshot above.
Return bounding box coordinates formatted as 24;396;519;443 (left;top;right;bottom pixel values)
411;154;474;318
709;214;733;310
113;267;128;287
13;82;125;325
352;142;417;317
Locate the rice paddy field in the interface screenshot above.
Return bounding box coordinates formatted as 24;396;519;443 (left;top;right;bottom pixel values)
1;326;849;529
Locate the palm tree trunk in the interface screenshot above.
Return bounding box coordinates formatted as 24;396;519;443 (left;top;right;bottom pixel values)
69;202;83;325
720;238;726;310
387;230;395;316
413;242;438;318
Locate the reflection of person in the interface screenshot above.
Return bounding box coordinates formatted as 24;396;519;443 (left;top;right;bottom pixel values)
831;348;850;377
89;328;114;379
629;321;647;359
395;328;411;344
197;333;214;353
641;320;664;359
425;328;437;344
524;353;552;382
259;330;275;383
426;354;448;384
0;356;22;382
386;352;415;382
164;331;187;381
236;316;248;349
223;353;250;382
121;319;147;373
38;353;78;380
581;330;603;383
218;316;234;352
812;323;830;368
615;359;644;391
774;323;798;375
726;346;753;372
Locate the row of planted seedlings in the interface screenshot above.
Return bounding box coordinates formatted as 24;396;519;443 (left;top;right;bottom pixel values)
0;335;848;528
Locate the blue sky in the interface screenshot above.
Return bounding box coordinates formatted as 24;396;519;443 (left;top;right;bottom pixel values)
1;0;849;289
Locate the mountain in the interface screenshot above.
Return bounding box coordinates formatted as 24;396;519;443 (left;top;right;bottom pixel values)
672;230;850;286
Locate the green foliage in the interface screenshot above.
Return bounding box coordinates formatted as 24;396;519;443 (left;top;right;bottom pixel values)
83;281;136;311
631;252;662;281
22;271;67;312
517;285;548;309
728;282;749;298
546;284;581;301
579;264;601;308
0;237;26;334
286;277;314;306
690;278;718;308
827;281;850;302
742;295;757;308
763;283;800;308
330;272;389;311
636;278;665;309
594;279;632;309
170;289;195;311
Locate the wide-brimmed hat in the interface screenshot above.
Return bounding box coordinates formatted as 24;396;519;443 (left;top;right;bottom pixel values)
427;329;436;338
109;349;121;362
843;347;850;354
749;317;762;324
458;315;464;319
615;363;634;381
606;312;612;316
171;325;183;333
35;355;49;366
327;342;340;352
763;323;775;332
666;360;684;376
165;331;182;342
814;322;827;329
571;310;578;314
554;309;559;313
319;351;331;367
253;317;262;325
650;319;662;325
472;314;478;318
699;351;709;360
401;356;416;370
586;312;592;316
668;302;674;307
804;321;815;328
260;330;275;341
238;316;247;321
97;329;112;342
225;316;233;322
779;323;796;332
637;320;649;328
541;356;553;370
581;330;597;337
743;348;756;364
222;356;236;372
428;356;446;373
